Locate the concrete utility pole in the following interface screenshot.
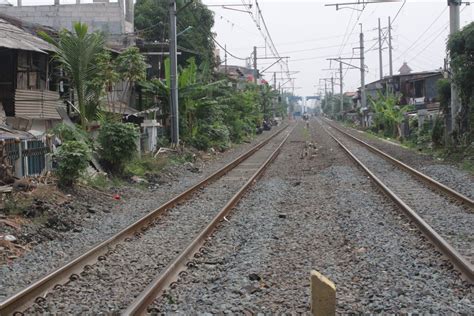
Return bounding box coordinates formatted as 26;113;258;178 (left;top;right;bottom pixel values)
224;44;228;74
388;16;393;77
449;0;461;132
378;18;383;80
273;72;277;89
360;24;367;109
339;60;343;113
324;80;328;100
253;46;258;84
169;0;179;145
331;76;334;95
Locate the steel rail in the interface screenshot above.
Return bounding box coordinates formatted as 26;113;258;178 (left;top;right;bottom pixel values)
124;127;294;315
323;118;474;209
0;125;289;316
319;120;474;283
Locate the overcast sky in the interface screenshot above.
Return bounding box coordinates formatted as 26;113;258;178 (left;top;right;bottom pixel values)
13;0;474;98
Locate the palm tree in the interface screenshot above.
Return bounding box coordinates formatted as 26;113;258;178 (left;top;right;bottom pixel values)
41;23;105;127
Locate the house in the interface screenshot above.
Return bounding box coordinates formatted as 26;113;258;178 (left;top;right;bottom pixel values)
0;17;63;178
0;17;61;133
218;64;264;89
360;62;443;111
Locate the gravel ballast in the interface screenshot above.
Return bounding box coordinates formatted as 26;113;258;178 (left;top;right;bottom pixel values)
21;128;291;314
325;121;474;263
151;120;472;314
327;119;474;199
0;125;287;303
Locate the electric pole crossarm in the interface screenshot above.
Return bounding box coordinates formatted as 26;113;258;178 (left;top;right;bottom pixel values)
325;0;402;8
260;57;283;73
327;59;362;70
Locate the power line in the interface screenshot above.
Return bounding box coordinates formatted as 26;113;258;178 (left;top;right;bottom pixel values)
212;37;248;61
391;0;406;25
280;40;376;54
391;6;448;65
406;6;469;67
338;6;356;57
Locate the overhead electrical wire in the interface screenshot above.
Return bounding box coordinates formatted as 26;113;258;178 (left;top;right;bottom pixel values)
391;0;407;25
406;5;469;69
390;6;448;65
279;40;377;55
176;19;248;61
211;36;248;61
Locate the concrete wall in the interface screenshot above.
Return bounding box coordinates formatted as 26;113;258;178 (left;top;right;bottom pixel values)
2;2;123;34
1;1;134;48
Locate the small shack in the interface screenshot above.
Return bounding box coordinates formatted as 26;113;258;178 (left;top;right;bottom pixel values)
0;17;61;133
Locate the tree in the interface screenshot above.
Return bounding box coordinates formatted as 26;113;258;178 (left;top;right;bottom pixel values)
135;0;216;68
116;46;147;110
40;23;105;126
259;84;279;119
90;51;119;113
448;21;474;142
370;93;413;139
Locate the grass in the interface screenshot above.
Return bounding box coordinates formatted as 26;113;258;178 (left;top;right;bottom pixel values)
303;125;310;141
337;118;474;175
2;195;31;216
124;154;168;177
82;152;193;190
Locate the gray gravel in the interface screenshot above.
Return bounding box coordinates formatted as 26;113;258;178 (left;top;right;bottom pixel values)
0;125;286;303
420;164;474;199
22;128;291;314
150;120;472;314
327;119;474;199
326;122;474;264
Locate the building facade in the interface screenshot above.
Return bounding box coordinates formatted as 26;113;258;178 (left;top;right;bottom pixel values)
0;0;135;50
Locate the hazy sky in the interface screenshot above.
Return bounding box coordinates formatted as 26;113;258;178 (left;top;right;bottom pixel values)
12;0;474;98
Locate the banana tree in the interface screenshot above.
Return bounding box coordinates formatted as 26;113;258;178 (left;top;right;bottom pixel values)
371;92;413;139
141;57;225;139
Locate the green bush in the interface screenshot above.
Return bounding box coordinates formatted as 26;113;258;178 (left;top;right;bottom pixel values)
98;122;139;173
50;123;89;143
56;141;90;186
432;116;445;147
190;133;212;151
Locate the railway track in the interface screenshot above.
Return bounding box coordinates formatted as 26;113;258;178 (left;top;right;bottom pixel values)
0;125;293;315
318;118;474;283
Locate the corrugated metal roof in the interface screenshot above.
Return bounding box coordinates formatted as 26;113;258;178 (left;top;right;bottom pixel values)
101;102;139;115
0;18;55;53
15;89;62;120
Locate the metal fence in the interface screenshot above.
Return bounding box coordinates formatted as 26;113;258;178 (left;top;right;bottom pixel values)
4;138;50;177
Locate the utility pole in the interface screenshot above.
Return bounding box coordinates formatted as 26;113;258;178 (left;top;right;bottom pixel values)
331;76;334;96
360;24;367;109
169;0;179;145
224;44;228;74
324;80;328;101
448;0;461;132
253;46;258;84
388;16;393;77
339;59;343;114
273;72;277;90
378;18;383;80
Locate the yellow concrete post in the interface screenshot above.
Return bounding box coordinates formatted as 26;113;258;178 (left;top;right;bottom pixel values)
311;270;336;316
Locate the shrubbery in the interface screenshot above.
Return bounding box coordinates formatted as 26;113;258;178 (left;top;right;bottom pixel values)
50;123;89;143
97;122;140;172
56;141;90;186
